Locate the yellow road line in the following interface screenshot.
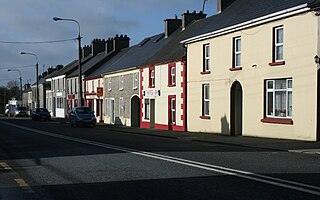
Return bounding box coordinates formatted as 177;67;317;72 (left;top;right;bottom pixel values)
0;162;12;170
14;178;29;187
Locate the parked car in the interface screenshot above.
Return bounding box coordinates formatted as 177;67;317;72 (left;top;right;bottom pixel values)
70;106;96;127
14;106;28;117
31;108;51;121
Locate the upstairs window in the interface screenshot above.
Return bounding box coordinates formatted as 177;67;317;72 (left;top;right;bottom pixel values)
133;73;139;90
108;77;112;91
119;75;124;91
149;66;155;88
233;37;241;68
274;26;284;62
203;44;210;72
168;63;176;87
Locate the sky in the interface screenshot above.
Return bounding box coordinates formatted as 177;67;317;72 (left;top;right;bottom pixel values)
0;0;217;87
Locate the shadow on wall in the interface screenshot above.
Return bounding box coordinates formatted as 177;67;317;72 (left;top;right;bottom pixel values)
115;117;124;126
221;115;230;135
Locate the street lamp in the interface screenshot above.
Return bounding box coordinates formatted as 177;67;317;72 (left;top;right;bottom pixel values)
20;51;39;108
53;16;83;106
8;69;22;101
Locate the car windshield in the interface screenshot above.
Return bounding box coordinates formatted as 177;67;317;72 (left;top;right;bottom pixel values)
17;107;27;111
36;108;48;112
76;108;92;114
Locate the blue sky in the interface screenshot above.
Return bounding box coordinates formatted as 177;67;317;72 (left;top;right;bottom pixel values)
0;0;217;86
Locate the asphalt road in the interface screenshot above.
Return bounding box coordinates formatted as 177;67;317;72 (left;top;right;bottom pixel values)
0;117;319;200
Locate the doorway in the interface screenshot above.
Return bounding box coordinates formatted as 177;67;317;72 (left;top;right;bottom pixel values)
150;99;155;128
131;95;140;127
230;81;243;136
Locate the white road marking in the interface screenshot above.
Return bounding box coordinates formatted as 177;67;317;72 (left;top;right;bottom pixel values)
1;120;320;196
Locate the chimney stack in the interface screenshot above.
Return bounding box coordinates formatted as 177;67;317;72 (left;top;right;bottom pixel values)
182;10;206;30
24;83;31;90
47;66;55;75
106;38;114;54
82;45;92;58
91;39;106;56
113;35;130;52
164;15;182;38
42;71;48;78
217;0;236;14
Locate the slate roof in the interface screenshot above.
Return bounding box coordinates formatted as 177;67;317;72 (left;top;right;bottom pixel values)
184;0;319;41
45;59;78;79
67;51;110;78
86;33;174;78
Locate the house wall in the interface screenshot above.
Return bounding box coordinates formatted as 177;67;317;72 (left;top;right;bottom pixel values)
186;12;318;140
103;69;140;126
51;75;66;118
84;77;104;122
140;61;186;131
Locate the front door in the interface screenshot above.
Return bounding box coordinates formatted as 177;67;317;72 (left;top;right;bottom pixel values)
110;99;115;124
150;99;155;128
230;81;243;136
168;95;176;130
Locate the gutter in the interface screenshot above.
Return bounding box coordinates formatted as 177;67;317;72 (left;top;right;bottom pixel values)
181;4;310;44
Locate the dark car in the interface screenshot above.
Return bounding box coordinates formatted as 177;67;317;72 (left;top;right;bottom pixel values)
70;106;96;127
31;108;51;121
14;106;28;117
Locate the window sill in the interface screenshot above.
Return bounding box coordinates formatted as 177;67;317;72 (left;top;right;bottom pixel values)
200;71;211;75
269;61;285;66
149;86;155;88
261;117;293;125
200;116;211;120
167;84;176;87
229;67;242;71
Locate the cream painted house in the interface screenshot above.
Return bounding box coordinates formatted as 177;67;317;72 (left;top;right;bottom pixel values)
182;0;320;141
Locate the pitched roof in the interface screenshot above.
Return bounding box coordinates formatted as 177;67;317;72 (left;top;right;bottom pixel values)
45;59;78;79
183;0;317;42
86;33;174;78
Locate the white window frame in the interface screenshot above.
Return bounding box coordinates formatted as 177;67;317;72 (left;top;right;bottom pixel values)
119;97;124;118
170;97;176;124
144;99;150;120
170;66;176;85
203;84;210;116
266;78;292;118
108;77;112;91
151;70;155;87
204;44;210;72
234;37;241;67
119;75;124;91
274;26;284;62
133;73;138;90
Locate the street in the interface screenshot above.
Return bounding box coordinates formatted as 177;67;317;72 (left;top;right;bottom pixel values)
0;117;319;200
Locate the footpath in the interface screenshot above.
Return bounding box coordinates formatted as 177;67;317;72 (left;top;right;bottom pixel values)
52;117;320;155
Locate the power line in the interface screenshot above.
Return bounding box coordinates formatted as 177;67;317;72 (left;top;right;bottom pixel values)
0;38;77;45
0;65;35;70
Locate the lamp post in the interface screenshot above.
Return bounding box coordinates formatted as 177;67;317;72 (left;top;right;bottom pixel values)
8;69;22;101
20;52;39;108
53;17;83;106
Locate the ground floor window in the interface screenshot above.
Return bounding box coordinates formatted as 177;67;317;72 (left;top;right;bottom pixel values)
202;84;210;116
119;97;124;118
57;97;64;109
169;96;176;124
144;99;150;120
266;78;292;118
105;98;109;117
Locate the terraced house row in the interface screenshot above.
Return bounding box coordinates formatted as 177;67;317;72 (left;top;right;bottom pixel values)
23;0;320;141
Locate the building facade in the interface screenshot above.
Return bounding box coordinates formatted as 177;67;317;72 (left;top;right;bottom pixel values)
183;0;320;141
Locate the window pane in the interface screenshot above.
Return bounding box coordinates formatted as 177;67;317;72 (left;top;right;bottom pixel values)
267;92;273;116
204;101;210;116
267;81;274;89
276;45;283;61
205;45;210;57
275;91;286;117
287;91;292;117
236;39;241;52
287;79;292;89
235;54;241;66
205;59;210;71
275;79;286;89
204;85;209;99
276;28;283;43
